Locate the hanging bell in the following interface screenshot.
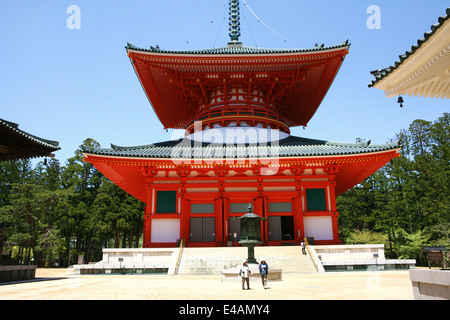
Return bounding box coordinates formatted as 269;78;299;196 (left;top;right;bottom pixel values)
397;96;404;108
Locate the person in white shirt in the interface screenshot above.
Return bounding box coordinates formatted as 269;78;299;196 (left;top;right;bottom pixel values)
239;261;251;290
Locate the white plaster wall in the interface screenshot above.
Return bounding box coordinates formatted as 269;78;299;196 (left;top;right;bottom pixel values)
151;219;180;243
303;216;333;241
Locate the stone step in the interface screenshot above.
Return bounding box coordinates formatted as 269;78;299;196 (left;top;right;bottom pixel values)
177;246;317;275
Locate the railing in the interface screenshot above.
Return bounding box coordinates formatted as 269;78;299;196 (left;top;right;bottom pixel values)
184;104;291;134
174;239;185;275
304;238;320;272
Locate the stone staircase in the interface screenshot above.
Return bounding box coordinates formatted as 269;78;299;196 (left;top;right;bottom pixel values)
255;246;317;273
177;246;317;275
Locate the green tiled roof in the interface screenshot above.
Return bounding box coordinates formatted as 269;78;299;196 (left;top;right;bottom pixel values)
82;135;399;159
126;40;350;55
369;7;450;87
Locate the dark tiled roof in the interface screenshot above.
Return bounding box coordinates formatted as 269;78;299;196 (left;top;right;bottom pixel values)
369;7;450;87
126;40;350;55
0;118;60;161
82;135;399;159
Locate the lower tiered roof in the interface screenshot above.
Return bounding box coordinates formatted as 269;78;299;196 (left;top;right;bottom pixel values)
82;136;400;200
82;135;398;159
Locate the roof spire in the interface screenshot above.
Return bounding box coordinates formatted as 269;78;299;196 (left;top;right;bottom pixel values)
229;0;241;43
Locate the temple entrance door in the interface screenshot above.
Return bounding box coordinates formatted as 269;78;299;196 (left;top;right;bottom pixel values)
229;217;240;245
190;217;215;242
268;216;295;241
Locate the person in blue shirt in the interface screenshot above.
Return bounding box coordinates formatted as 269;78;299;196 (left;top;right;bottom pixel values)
258;259;269;289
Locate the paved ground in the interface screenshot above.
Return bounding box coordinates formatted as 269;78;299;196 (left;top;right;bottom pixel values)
0;268;414;300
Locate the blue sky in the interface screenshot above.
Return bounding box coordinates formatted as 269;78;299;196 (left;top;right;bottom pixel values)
1;1;448;165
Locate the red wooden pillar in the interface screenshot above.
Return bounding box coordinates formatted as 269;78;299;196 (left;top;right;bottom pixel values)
214;198;224;246
292;196;304;243
332;212;341;244
143;184;153;248
180;198;190;244
253;197;267;244
328;180;341;243
328;181;337;211
223;198;230;242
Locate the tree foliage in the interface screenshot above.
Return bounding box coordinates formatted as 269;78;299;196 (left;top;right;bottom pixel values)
337;113;449;264
0;139;144;267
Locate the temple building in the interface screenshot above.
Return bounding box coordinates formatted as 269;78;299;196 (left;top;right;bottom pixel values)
83;1;400;247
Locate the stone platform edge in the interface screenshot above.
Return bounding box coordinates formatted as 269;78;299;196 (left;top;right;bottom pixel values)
0;265;37;282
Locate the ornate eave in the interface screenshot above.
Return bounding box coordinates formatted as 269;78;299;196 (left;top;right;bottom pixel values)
0;118;60;161
126;41;350;55
369;8;450;99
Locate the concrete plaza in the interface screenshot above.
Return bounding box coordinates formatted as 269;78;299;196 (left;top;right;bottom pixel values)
0;268;414;300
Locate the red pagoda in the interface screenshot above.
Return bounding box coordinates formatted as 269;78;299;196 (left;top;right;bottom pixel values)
83;1;400;247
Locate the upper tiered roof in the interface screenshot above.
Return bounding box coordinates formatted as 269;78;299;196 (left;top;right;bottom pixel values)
126;41;350;55
126;41;350;130
126;1;350;130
